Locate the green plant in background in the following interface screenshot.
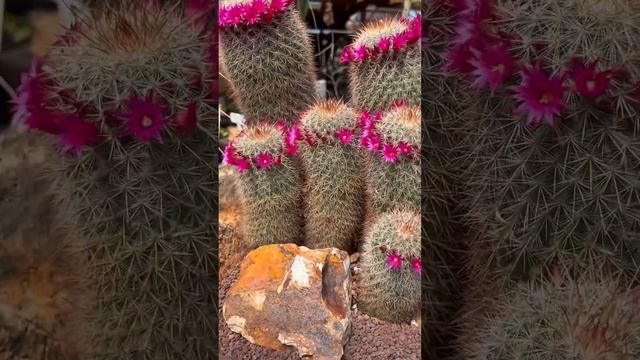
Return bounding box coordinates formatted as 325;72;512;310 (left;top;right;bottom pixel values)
358;210;422;323
298;99;364;251
13;2;218;358
344;16;421;112
360;104;421;216
224;124;304;248
219;0;317;125
457;267;640;360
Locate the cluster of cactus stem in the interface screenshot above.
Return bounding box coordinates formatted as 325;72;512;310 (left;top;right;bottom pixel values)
219;0;317;125
225;124;304;247
298;100;364;251
14;2;218;358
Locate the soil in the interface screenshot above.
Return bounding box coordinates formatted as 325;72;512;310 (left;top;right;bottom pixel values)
218;247;421;360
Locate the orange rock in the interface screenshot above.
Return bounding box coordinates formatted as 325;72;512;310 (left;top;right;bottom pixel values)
223;244;351;359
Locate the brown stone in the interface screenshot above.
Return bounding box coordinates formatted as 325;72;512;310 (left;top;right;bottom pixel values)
223;244;351;359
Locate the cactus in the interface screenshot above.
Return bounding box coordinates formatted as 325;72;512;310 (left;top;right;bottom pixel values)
457;268;640;359
219;0;317;124
345;16;421;112
297;100;365;251
361;104;421;216
434;0;640;284
14;2;218;358
225;123;304;248
357;210;422;323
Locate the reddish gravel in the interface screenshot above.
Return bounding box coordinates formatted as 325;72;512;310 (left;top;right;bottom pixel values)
218;257;421;360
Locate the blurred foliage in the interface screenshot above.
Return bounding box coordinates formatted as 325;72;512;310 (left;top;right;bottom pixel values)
3;13;32;47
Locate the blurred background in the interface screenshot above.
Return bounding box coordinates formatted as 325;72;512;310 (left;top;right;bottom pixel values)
218;0;421;145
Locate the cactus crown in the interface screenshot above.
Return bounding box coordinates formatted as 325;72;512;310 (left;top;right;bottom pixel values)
300;100;357;137
375;105;421;146
353;19;409;48
367;210;421;272
219;0;295;28
234;124;285;158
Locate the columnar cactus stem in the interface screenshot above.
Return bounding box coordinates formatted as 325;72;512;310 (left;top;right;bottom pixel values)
226;124;304;247
358;210;422;323
298;100;365;251
13;2;218;358
345;16;421;112
219;0;317;124
361;104;421;216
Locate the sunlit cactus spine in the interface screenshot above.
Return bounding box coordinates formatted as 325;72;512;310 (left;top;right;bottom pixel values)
224;123;304;248
345;15;421;112
358;210;422;323
360;104;421;216
219;0;317;124
297;100;365;251
456;268;640;360
13;2;218;358
436;0;640;284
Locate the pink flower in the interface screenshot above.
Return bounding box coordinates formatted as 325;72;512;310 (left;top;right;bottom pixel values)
376;37;391;53
381;143;399;162
410;258;422;275
275;120;287;132
120;94;168;143
568;59;611;99
397;141;413;156
244;0;267;24
512;64;566;126
227;5;244;26
56;114;100;154
285;142;298;155
305;134;317;146
469;43;515;93
359;110;375;129
353;44;369;62
274;155;282;165
223;143;237;165
175;102;198;135
254;152;274;169
340;46;353;64
386;250;403;270
405;16;422;43
442;43;476;74
336;128;354;144
366;134;381;152
235;157;251;172
392;33;408;52
13;60;60;134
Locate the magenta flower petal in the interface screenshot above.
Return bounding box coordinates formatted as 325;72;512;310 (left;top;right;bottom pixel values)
392;33;408;52
411;258;422;274
354;44;369;62
397;141;413;156
366;134;382;152
382;143;399;162
223;143;238;165
285;142;298;155
254;152;274;169
13;60;60;134
386;250;403;270
336;128;354;144
469;43;515;93
275;120;287;133
57;114;100;154
569;60;611;99
512;64;566;127
376;37;391;53
235;157;251;172
120;95;168;143
340;46;354;64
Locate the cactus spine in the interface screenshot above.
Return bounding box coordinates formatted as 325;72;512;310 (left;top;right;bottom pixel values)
219;0;317;124
358;210;421;323
226;124;304;247
298;100;365;251
14;2;218;358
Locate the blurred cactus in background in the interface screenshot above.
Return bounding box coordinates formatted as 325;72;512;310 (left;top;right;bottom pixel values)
457;267;640;360
299;100;364;251
219;0;317;125
224;123;304;248
12;1;218;358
